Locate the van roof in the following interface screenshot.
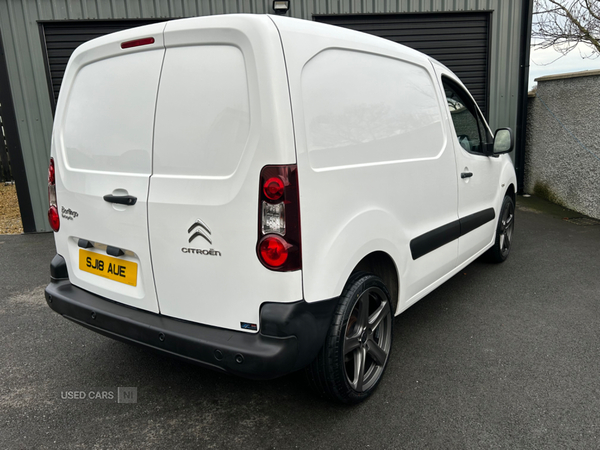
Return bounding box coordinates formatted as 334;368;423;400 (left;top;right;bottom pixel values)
267;14;458;82
72;13;437;68
268;14;431;63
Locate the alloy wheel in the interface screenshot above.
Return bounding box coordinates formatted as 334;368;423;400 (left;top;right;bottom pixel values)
343;286;393;392
499;201;514;257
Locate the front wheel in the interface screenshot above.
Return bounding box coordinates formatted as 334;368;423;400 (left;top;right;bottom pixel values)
486;195;515;263
305;272;394;404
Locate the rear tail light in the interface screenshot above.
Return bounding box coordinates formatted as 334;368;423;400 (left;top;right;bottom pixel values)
263;177;285;200
262;201;285;235
48;158;59;232
257;165;301;271
259;235;289;267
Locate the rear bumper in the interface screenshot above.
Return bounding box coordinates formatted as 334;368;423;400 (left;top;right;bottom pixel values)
45;255;337;380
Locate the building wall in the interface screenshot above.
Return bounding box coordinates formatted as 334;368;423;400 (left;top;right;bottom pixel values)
0;0;526;231
525;71;600;219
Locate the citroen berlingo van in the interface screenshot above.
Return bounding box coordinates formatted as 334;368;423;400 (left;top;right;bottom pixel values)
45;14;517;404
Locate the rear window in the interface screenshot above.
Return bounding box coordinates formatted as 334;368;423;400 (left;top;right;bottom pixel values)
152;45;250;177
62;50;164;174
301;49;444;170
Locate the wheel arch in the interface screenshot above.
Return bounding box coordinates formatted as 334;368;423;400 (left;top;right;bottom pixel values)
505;183;516;204
352;251;399;314
498;156;517;208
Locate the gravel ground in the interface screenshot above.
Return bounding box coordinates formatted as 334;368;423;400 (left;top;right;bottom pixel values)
0;183;23;234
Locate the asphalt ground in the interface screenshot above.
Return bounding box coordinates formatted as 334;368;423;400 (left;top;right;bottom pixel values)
1;195;599;449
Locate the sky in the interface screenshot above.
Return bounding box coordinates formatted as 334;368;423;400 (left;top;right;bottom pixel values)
528;42;600;90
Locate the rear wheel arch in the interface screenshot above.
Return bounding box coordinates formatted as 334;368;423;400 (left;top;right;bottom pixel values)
353;251;399;315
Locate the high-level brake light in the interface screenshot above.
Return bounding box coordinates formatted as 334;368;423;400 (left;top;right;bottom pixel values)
121;37;155;49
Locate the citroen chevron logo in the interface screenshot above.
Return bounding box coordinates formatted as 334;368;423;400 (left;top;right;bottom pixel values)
188;219;212;244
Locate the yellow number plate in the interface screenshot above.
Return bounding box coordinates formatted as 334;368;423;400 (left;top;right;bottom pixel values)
79;249;138;287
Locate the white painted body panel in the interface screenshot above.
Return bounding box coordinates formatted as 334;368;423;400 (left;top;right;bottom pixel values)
52;14;516;333
272;16;461;309
52;23;168;313
147;16;301;331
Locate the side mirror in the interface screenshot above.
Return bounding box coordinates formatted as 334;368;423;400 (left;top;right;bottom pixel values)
493;128;513;155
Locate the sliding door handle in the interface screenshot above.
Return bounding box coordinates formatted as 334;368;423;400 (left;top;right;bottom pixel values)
461;172;473;179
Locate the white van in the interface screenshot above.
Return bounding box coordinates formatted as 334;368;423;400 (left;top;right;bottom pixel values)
45;14;516;404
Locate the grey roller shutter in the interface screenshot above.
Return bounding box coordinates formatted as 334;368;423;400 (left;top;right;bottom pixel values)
39;20;165;112
315;13;491;118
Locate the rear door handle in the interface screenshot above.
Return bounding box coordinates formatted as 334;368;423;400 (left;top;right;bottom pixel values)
103;194;137;205
461;172;473;179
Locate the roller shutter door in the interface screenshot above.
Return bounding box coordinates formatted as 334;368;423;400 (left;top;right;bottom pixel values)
315;13;491;117
40;20;164;111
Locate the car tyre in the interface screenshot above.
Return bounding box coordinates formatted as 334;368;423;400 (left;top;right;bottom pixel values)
305;272;394;404
486;195;515;263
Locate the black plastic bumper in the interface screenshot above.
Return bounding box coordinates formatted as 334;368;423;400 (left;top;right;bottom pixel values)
45;255;337;380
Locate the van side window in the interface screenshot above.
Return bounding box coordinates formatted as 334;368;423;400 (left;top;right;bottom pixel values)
442;79;489;154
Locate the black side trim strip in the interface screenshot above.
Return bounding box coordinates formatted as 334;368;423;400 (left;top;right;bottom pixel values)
410;207;496;260
459;208;495;236
410;221;460;260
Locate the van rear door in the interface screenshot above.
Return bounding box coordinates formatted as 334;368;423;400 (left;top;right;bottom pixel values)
147;16;302;332
52;24;166;313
